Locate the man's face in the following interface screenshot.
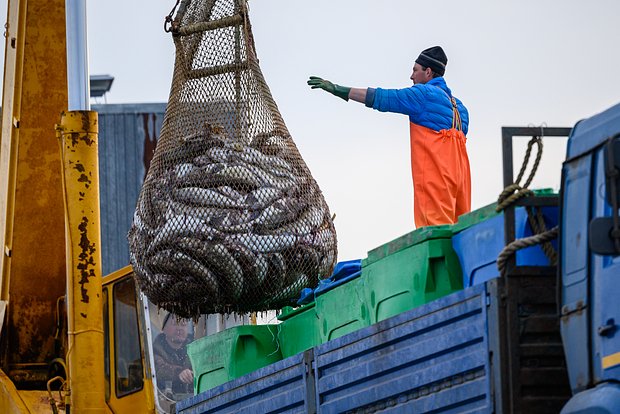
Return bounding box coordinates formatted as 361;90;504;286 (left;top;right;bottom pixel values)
163;318;189;349
410;63;432;85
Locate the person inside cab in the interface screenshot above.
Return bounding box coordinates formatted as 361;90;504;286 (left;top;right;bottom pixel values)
153;313;194;396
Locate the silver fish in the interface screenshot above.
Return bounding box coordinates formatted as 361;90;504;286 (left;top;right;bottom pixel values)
210;212;255;233
173;187;241;208
206;147;231;163
255;204;292;229
299;227;336;249
192;154;212;167
318;250;337;279
243;187;282;210
264;273;309;305
244;164;296;191
167;201;223;221
254;253;269;286
227;242;268;286
202;243;244;300
274;205;325;236
267;165;295;179
215;164;263;186
147;213;219;255
175;164;228;188
216;185;243;200
148;249;220;298
132;210;156;238
174;163;196;180
283;244;321;278
231;232;297;253
228;144;293;172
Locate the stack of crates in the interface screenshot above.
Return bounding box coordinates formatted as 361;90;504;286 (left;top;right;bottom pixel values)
277;260;370;351
362;225;464;324
275;226;467;358
187;324;282;394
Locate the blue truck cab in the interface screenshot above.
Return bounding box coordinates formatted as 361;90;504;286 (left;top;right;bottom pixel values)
561;102;620;413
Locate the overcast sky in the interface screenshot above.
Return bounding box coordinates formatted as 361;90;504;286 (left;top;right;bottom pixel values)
4;0;620;262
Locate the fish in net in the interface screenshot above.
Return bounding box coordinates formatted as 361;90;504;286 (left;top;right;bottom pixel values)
128;0;337;318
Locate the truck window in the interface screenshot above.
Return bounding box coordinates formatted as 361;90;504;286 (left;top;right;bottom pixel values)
113;278;144;397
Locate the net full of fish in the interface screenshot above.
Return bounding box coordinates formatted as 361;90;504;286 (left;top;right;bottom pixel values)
128;0;337;318
130;128;337;317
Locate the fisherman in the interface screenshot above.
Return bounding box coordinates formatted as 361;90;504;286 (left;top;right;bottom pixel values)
153;314;194;396
308;46;471;227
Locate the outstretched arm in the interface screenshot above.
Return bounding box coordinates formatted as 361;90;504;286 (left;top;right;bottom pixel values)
307;76;369;104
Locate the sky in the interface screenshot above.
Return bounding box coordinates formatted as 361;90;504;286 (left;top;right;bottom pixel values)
4;0;620;262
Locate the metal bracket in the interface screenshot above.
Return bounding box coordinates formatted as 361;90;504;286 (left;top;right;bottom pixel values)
501;126;572;276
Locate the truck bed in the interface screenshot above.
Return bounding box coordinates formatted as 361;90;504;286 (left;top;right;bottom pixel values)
177;272;570;413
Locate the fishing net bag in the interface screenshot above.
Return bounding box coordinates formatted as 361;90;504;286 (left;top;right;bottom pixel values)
128;0;337;318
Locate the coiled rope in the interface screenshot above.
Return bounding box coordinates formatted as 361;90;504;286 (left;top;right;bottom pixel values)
497;226;559;276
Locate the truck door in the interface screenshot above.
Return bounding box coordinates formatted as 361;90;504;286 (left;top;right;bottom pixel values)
590;135;620;384
102;267;155;412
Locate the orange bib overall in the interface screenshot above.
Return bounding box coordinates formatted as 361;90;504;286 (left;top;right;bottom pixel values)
409;98;471;227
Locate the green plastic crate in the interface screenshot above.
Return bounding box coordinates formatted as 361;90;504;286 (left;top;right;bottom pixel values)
362;226;463;324
276;302;321;358
187;324;282;394
315;274;371;343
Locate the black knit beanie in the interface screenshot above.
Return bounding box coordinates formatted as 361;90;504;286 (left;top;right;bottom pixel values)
415;46;448;76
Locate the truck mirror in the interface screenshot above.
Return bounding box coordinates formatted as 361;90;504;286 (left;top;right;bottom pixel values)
589;217;620;255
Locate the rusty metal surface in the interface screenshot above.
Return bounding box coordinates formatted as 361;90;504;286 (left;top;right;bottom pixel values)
0;0;69;382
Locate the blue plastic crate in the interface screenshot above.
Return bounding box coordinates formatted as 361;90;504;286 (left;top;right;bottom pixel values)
452;206;558;287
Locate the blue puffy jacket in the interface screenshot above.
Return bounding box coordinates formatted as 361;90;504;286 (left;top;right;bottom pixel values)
366;77;469;135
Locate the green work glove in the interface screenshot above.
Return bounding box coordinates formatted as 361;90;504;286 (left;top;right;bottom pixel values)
307;76;351;101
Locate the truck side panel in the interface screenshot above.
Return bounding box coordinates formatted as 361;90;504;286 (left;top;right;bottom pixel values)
178;352;310;413
314;284;490;413
561;153;593;392
177;285;492;414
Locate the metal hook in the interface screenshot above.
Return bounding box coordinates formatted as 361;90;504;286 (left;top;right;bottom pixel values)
164;0;181;33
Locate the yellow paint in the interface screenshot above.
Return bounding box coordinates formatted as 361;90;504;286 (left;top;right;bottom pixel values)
57;110;105;412
0;369;29;413
602;351;620;370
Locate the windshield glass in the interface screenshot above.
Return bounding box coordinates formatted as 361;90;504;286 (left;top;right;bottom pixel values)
141;294;278;412
144;300;195;412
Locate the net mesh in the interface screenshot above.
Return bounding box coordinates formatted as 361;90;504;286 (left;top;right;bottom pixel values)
128;0;337;318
